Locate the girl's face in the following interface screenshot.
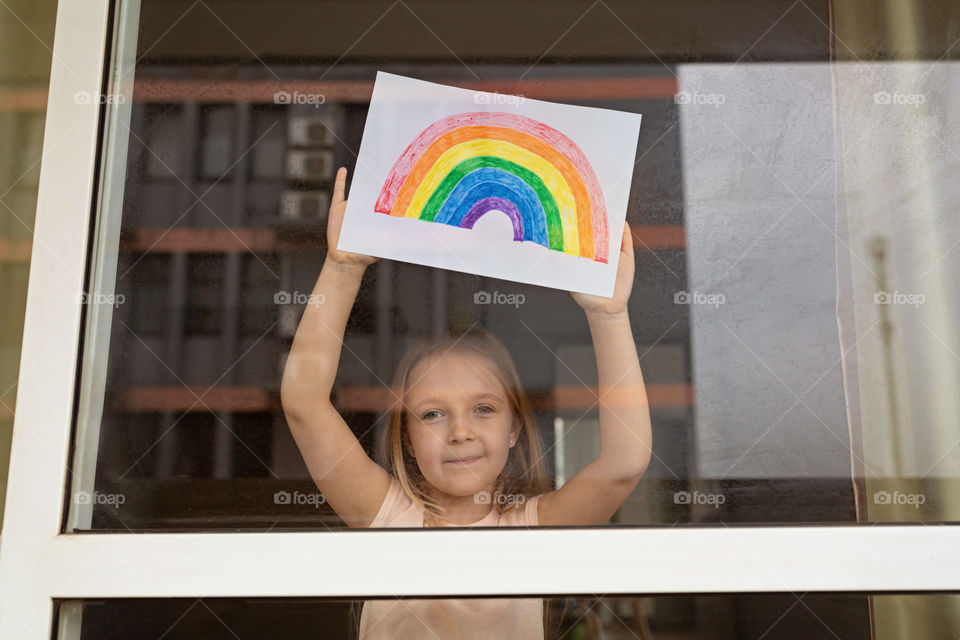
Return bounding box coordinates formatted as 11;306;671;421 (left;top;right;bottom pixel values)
403;350;520;499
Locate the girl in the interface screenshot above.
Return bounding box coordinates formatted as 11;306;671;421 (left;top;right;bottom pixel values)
280;167;652;639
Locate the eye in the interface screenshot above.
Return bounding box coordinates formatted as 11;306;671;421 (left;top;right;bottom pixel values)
421;409;443;421
475;404;495;414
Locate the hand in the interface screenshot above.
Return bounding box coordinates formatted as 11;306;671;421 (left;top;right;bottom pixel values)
325;167;379;268
570;223;635;316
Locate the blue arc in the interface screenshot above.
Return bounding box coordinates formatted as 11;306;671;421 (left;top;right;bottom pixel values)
431;167;549;248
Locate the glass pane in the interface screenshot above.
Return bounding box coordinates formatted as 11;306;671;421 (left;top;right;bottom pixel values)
0;0;59;530
56;594;960;639
68;0;960;530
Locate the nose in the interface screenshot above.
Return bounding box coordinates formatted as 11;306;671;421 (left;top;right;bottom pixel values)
447;412;475;443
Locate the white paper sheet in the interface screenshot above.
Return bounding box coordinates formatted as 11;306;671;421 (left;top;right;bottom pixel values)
338;72;642;297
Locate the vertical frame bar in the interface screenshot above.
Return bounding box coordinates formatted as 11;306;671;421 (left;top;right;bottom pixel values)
68;0;141;531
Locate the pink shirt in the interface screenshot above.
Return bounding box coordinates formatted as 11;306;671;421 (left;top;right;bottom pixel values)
358;475;545;640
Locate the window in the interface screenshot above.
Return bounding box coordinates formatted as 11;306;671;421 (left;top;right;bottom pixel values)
1;0;958;637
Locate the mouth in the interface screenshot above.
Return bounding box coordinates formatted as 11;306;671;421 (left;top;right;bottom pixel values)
446;455;482;465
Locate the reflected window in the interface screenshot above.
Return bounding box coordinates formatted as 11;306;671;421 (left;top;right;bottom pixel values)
185;254;224;336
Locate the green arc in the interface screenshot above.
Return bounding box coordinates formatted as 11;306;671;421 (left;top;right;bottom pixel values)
419;155;564;252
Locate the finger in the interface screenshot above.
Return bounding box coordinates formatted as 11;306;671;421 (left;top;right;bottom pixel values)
622;222;633;254
333;167;347;204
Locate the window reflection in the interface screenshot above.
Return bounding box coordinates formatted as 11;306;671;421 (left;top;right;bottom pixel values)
69;0;960;531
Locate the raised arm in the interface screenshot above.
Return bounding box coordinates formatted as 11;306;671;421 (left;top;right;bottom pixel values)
538;224;652;526
280;167;392;528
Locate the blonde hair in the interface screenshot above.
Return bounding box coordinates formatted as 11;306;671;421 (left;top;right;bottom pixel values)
378;326;551;520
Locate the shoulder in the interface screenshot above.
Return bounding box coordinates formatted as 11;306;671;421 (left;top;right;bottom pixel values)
368;475;420;528
497;493;544;527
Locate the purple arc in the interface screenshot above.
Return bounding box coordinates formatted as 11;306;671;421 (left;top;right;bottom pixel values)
459;197;524;241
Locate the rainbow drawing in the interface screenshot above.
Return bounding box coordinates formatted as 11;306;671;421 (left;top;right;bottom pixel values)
374;112;609;263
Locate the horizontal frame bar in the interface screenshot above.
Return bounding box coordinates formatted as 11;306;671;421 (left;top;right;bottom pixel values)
38;526;960;598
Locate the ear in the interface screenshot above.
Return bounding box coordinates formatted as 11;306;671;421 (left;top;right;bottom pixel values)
509;418;522;447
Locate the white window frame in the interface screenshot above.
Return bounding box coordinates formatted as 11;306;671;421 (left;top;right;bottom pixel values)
1;0;959;636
